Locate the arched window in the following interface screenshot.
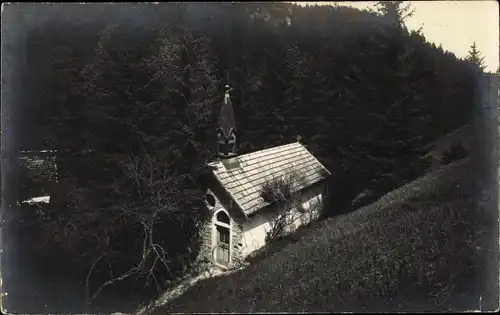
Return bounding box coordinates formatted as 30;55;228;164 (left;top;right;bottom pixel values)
216;211;230;224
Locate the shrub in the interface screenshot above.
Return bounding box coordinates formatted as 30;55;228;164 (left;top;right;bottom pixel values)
441;143;468;165
261;171;308;242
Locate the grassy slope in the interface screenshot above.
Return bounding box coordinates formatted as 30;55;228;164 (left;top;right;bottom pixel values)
150;158;491;313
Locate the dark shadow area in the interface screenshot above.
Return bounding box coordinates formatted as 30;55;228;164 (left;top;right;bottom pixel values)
1;202;203;313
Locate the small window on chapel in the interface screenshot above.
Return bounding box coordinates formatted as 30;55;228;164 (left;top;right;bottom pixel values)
206;193;216;207
216;211;230;224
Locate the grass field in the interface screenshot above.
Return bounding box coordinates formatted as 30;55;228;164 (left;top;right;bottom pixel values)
147;157;496;313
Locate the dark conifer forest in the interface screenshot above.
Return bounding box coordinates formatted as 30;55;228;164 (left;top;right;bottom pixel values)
1;2;489;313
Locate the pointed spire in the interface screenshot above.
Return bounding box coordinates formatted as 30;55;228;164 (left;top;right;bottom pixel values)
219;85;235;140
217;85;237;157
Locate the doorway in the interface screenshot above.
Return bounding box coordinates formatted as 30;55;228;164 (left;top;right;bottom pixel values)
216;225;230;265
214;210;231;266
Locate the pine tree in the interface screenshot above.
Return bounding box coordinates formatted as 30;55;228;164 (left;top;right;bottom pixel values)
466;42;486;71
375;1;415;29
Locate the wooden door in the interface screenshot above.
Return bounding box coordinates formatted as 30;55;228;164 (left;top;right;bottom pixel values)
216;225;230;265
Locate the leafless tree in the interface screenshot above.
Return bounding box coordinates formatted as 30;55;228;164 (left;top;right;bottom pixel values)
80;148;208;306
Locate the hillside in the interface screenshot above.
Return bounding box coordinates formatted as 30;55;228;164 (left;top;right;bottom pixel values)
147;157;494;313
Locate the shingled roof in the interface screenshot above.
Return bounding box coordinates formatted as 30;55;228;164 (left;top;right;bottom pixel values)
208;142;331;216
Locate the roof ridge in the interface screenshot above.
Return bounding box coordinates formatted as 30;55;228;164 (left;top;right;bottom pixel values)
237;141;300;158
208;141;301;166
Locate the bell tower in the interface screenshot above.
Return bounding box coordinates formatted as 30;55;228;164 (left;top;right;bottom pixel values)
217;85;237;158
